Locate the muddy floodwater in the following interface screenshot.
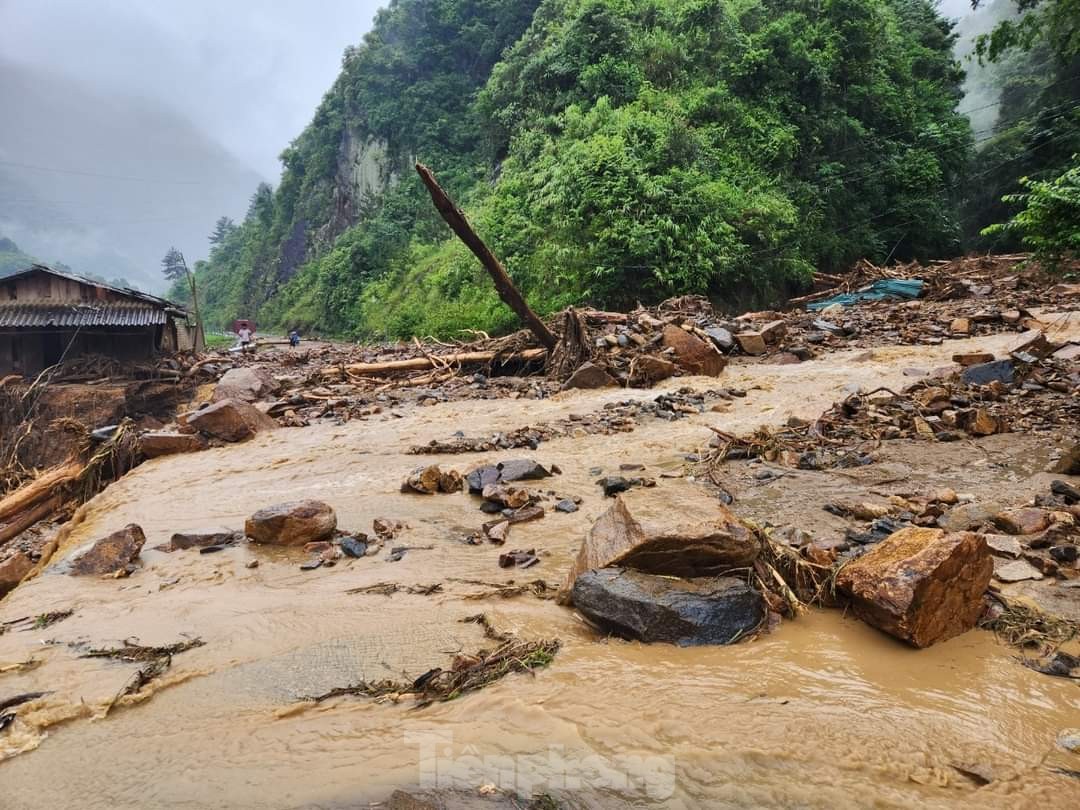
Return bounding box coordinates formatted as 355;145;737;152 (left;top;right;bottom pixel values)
2;328;1079;808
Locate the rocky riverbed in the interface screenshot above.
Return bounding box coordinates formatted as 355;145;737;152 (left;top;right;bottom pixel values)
1;303;1079;808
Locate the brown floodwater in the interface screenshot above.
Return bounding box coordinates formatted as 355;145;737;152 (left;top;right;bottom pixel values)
2;327;1079;808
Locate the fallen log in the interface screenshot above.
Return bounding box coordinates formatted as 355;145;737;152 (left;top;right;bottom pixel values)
322;348;547;378
0;496;60;546
415;162;557;351
0;461;81;523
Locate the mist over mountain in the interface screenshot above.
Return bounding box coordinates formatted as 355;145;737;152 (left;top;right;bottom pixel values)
0;60;264;291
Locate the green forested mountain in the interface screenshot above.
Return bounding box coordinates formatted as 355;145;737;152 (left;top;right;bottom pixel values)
187;0;982;337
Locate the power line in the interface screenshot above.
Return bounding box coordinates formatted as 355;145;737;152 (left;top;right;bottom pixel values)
0;158;207;185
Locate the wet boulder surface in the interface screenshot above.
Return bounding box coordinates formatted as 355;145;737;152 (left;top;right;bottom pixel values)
245;500;337;546
69;524;146;576
571;567;765;646
561;487;760;598
836;527;992;648
187;398;278;442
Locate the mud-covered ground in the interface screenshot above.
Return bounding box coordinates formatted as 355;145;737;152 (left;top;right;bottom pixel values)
0;308;1079;809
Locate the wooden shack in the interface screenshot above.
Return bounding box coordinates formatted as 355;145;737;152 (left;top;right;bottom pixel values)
0;265;202;377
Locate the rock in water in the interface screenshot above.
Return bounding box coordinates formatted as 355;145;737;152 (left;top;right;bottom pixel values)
401;464;461;494
139;432;208;458
630;355;675;385
0;551;34;595
835;527;992;648
560;486;760;601
465;459;551;493
572;567;765;645
169;530;240;550
562;362;618;390
212;366;281;403
662;325;726;375
960;359;1014;387
340;536;369;558
187;398;278;442
245;501;337;546
70;524;146;576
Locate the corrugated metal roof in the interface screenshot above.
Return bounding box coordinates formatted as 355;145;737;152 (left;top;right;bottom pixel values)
2;264;189;315
0;302;168;328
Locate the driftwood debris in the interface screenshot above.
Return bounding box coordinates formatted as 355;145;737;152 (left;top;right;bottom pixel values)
0;461;80;524
415;162;557;351
322;347;546;379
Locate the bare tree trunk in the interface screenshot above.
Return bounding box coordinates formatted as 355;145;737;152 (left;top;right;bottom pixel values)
415;162;557;351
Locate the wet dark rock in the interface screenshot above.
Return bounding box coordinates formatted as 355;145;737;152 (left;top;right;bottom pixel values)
70;524;146;576
812;319;847;337
479;500;504;514
704;326;734;352
300;559;323;571
1050;545;1078;564
340;537;369;558
1051;479;1080;504
555;499;579;513
169;530;240;551
199;545;228;554
598;476;633;497
246;500;337;546
572;567;765;646
466;459;551;493
498;459;552;483
961;359;1014;387
845;516;909;545
498;548;539;568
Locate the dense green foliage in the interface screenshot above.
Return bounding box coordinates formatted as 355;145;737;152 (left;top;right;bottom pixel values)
961;0;1080;263
191;0;977;338
983;159;1080;264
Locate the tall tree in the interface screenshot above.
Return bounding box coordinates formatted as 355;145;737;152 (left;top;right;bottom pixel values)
209;216;236;247
161;246;202;337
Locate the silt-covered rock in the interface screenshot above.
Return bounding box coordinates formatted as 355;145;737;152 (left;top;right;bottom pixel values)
835;527;992;648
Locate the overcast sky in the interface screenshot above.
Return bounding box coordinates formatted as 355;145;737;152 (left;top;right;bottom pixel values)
0;0;383;180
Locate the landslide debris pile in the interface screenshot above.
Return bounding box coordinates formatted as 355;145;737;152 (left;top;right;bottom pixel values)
703;334;1080;471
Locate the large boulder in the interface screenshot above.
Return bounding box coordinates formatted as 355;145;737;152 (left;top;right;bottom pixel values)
630;355;675;385
245;500;337;546
835;527;992;648
662;325;726;376
70;524;146;576
466;459;552;493
187;398;278;442
560;486;760;601
572;567;765;645
139;431;208;458
562;362;618;390
212;367;281;403
0;550;34;595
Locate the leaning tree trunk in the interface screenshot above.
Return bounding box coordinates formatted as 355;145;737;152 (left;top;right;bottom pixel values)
414;162;557;351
